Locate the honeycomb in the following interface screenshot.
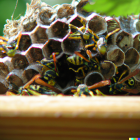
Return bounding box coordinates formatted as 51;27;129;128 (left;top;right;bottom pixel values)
1;0;140;96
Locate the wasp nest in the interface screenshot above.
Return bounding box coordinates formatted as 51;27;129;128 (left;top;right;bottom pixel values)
1;0;140;96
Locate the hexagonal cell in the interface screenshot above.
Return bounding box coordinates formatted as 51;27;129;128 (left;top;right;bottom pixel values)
61;34;84;55
106;45;125;66
37;6;56;25
133;33;140;52
25;44;44;64
0;57;14;77
11;52;29;69
105;17;120;33
6;69;26;88
21;17;37;32
84;71;105;86
119;16;136;34
113;30;133;52
47;20;69;39
76;0;92;17
18;33;32;51
0;75;8;95
23;63;42;81
87;13;107;35
100;61;116;80
30;25;49;44
67;14;87;28
42;39;63;60
125;48;139;68
56;4;75;19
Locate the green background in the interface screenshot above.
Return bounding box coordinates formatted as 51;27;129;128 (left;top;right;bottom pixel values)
0;0;72;36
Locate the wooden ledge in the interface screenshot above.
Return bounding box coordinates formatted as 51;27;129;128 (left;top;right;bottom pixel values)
0;96;140;140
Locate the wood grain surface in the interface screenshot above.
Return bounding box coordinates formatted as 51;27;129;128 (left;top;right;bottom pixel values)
0;96;140;140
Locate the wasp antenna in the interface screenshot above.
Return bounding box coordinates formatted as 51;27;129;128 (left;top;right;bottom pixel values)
118;70;127;82
11;0;19;20
117;67;140;85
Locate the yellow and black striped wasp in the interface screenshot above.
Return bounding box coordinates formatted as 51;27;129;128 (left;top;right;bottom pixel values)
69;23;120;56
67;51;100;85
6;52;62;96
0;32;22;57
86;66;140;95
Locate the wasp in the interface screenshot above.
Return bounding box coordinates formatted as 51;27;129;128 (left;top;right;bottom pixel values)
0;31;22;57
69;24;120;56
71;82;108;97
17;84;58;96
7;52;62;96
67;51;100;85
87;66;140;95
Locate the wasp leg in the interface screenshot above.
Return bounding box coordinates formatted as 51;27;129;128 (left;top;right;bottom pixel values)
0;36;8;42
74;51;90;62
88;80;111;90
6;91;17;96
23;74;41;89
26;88;42;96
105;28;120;40
35;77;62;94
85;44;95;49
95;89;106;96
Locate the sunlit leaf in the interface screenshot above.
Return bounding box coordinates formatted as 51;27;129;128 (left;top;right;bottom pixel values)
84;0;140;16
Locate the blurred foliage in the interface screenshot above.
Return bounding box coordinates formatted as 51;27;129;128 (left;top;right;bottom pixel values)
0;0;72;36
84;0;140;17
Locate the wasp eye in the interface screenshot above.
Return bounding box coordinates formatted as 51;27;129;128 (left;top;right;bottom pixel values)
128;78;134;86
